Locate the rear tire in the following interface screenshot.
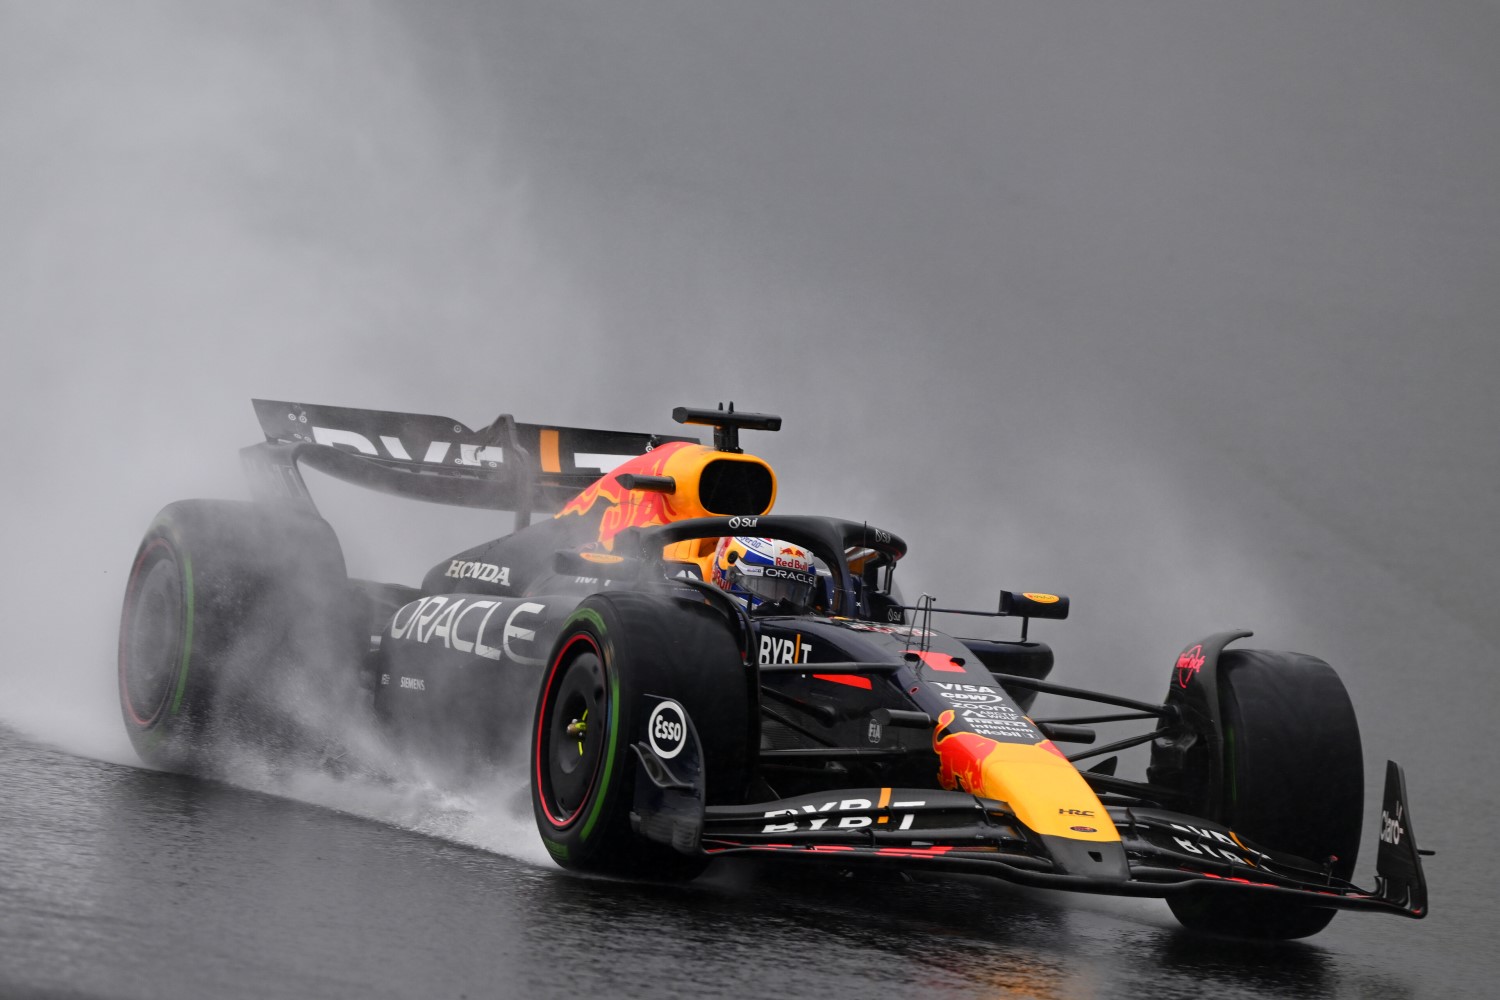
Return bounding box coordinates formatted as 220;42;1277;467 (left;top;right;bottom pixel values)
117;500;363;773
1167;649;1364;939
531;592;750;880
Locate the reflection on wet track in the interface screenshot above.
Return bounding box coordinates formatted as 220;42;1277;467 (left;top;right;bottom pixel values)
0;726;1451;1000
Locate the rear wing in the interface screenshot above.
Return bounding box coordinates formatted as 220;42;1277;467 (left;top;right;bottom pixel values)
239;399;696;524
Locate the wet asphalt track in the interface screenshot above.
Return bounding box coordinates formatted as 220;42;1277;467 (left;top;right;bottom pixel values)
0;722;1486;1000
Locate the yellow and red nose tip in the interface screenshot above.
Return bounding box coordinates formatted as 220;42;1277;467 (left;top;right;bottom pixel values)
933;711;1119;842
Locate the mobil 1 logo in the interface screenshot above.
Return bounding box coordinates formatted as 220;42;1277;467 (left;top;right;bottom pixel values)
647;699;688;759
962;707;1036;740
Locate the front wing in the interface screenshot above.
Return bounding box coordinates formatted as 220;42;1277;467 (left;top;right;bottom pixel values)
629;711;1428;919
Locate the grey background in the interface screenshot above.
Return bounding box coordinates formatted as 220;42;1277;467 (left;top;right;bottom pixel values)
1;1;1495;993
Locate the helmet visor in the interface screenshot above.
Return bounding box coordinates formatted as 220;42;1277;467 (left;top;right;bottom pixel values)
730;564;818;611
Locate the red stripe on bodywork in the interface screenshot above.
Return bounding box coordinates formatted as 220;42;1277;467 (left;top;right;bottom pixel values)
904;649;965;672
813;673;872;689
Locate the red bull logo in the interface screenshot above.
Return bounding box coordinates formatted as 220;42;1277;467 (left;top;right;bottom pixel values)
556;441;693;548
555;441;779;551
933;710;1003;794
931;710;1121;843
774;545;811;571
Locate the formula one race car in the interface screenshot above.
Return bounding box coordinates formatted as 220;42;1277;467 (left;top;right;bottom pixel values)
117;400;1430;939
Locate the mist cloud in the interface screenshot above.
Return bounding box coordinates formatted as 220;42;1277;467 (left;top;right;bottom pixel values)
2;2;1496;832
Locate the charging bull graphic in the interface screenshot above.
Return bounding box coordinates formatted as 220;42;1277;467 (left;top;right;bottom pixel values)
934;712;1005;794
556;441;695;547
932;710;1119;842
554;440;778;550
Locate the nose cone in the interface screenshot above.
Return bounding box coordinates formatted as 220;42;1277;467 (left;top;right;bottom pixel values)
932;710;1119;844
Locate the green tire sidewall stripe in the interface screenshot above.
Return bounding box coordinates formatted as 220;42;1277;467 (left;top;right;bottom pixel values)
166;525;194;718
565;602;613;843
565;606;607;635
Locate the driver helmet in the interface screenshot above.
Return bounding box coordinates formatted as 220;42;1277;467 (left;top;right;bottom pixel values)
711;537;818;613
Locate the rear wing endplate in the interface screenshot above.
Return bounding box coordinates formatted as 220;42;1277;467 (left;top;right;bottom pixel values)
239;399;695;524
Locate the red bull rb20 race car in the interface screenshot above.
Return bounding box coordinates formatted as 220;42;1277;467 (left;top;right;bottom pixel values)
117;400;1430;939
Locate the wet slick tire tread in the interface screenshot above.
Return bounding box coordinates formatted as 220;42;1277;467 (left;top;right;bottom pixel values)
1167;648;1364;939
117;499;361;773
531;591;750;880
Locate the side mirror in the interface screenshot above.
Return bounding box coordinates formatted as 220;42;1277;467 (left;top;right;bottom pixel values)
553;549;645;582
999;591;1070;620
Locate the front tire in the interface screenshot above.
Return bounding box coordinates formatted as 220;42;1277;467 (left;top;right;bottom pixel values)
1167;649;1364;939
531;592;751;880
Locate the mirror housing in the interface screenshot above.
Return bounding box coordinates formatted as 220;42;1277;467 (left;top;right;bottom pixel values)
553;549;645;582
999;591;1070;620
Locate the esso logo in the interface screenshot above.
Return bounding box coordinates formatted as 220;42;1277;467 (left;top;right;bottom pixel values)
654;715;683;744
647;700;687;759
